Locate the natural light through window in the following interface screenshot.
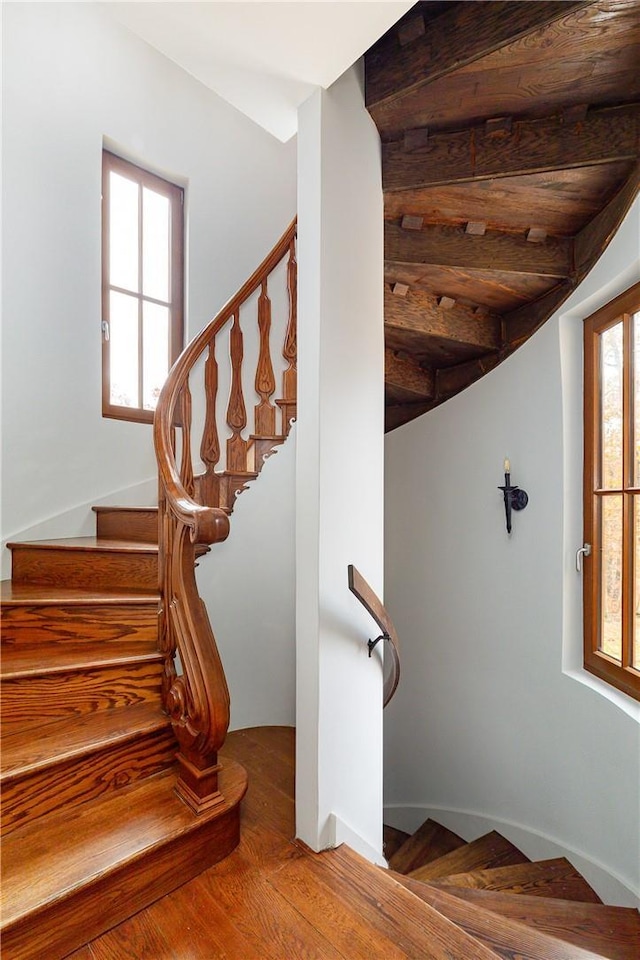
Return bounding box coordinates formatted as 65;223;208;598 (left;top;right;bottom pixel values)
102;151;183;423
583;284;640;700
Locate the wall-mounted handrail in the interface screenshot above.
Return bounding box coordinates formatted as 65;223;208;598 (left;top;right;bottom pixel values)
153;219;297;813
348;564;400;707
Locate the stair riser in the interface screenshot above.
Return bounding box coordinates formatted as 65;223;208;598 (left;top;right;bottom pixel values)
1;661;164;730
1;603;158;647
1;794;241;960
94;509;159;543
2;726;176;834
10;548;158;591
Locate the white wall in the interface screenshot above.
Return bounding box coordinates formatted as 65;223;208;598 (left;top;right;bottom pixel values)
197;427;296;732
1;2;296;558
384;199;640;905
296;63;386;862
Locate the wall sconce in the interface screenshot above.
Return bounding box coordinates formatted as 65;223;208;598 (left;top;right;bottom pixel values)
498;458;528;534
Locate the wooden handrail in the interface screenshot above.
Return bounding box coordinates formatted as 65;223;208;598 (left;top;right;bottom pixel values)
153;219;297;812
348;564;401;707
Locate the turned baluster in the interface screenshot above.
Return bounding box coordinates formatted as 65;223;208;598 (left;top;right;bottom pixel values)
254;280;277;437
279;237;297;435
179;382;195;498
197;338;221;507
226;311;248;473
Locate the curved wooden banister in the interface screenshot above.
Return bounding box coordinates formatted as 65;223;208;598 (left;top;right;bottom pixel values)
348;564;400;707
154;219;297;812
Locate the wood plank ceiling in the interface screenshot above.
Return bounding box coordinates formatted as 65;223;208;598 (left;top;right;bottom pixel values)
364;0;640;430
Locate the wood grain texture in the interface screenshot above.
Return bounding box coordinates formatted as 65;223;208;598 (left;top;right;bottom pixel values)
432;886;640;960
389;817;467;874
386;222;572;278
8;539;159;591
397;878;606;960
0;598;158;647
366;1;590;109
92;507;159;544
383;162;634;237
382;104;640;191
1;759;247;960
385;285;501;350
1;656;164;729
370;4;640;141
407;831;530;881
428;858;603;902
2;706;176;833
385;347;435;397
200;338;221;473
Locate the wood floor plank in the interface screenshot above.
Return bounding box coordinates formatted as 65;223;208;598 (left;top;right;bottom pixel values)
407;830;530;881
389;817;467;873
309;845;500;959
87;910;178;960
267;850;413;959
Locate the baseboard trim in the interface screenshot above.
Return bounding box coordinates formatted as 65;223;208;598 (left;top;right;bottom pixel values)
324;813;386;867
383;802;639;908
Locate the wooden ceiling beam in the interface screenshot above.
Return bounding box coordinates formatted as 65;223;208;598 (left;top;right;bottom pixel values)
366;1;591;110
384;287;501;351
503;164;640;348
382;103;640;192
385;223;572;278
385;347;435;398
436;354;502;399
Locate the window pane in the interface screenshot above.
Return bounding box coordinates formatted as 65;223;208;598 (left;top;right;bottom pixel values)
634;496;640;670
143;188;170;302
142;302;169;410
600;494;623;662
110;291;139;407
600;322;623;490
634;312;640;487
109;173;139;292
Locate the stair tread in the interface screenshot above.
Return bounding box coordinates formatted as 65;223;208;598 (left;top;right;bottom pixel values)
1;641;162;678
1;701;170;779
1;581;158;604
92;506;157;514
428;857;603;903
1;758;247;930
432;885;640;960
388;817;466;873
383;824;411;861
395;875;606;960
7;536;159;553
407;830;530;881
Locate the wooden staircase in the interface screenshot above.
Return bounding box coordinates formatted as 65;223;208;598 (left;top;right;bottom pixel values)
382;819;640;959
0;507;247;960
0;223;297;959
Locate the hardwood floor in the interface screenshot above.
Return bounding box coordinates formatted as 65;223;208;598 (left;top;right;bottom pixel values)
71;727;494;960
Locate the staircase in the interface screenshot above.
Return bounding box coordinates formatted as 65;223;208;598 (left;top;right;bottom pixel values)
365;0;640;429
382;818;640;959
0;222;297;960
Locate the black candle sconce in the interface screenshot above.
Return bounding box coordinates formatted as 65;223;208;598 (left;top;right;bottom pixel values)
498;458;528;534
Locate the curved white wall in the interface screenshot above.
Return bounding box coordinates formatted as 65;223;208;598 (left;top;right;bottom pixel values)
384;199;640;905
1;2;296;554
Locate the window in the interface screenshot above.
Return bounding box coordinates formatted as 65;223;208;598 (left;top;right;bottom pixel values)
101;151;184;423
583;281;640;700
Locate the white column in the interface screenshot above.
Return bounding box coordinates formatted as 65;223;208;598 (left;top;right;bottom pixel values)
295;62;385;861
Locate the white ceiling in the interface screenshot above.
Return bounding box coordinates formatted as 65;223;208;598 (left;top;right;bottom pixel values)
102;2;414;141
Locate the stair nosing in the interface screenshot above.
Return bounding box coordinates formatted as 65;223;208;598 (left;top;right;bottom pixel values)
7;537;159;555
1;761;245;929
1;647;163;680
1;703;171;782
